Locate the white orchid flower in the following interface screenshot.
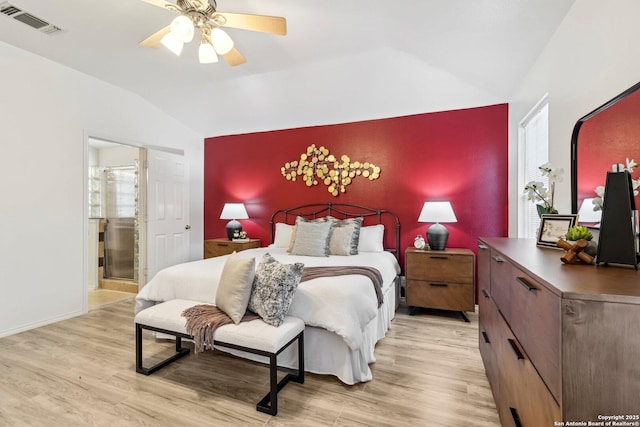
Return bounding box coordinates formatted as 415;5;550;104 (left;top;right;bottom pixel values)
538;163;553;176
549;167;564;183
627;158;639;171
592;196;603;211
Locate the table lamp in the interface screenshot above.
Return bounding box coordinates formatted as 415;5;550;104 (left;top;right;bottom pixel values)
220;203;249;240
577;198;602;226
418;201;457;250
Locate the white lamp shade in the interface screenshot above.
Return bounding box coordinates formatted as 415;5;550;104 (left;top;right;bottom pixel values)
418;201;457;223
198;42;219;64
170;15;195;43
210;27;234;55
220;203;249;220
160;32;184;56
578;198;602;223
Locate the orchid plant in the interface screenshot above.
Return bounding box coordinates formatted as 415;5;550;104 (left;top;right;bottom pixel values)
524;162;564;217
592;158;640;211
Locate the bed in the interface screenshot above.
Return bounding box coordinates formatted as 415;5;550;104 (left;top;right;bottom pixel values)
135;203;401;385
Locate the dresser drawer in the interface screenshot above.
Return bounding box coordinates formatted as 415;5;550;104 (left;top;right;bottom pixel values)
406;279;474;312
508;267;561;403
478;296;501;404
406;252;474;283
488;249;514;321
497;317;560;426
477;241;491;298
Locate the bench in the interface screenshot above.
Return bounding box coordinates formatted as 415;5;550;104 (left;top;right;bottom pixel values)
134;299;305;416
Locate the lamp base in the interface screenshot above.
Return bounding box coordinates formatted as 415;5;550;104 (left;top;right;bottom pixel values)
427;223;449;251
225;220;242;240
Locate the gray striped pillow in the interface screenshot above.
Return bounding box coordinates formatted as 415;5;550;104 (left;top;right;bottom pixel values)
290;217;333;257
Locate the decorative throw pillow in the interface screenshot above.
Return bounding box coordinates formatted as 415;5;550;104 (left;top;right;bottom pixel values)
248;253;304;327
328;217;363;255
358;224;385;252
289;217;333;257
273;223;295;248
215;252;256;324
287;216;331;252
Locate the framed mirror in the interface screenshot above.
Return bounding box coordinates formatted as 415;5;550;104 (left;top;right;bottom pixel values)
571;81;640;218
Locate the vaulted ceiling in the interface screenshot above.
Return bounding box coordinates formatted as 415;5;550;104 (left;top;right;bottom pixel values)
0;0;575;136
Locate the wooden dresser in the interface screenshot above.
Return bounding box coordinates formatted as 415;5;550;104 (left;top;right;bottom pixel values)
204;238;261;258
405;248;475;319
478;237;640;425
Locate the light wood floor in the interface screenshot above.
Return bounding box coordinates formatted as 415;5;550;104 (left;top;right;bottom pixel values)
88;289;136;311
0;302;500;426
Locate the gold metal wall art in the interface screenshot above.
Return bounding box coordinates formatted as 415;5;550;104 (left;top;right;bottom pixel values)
280;144;381;196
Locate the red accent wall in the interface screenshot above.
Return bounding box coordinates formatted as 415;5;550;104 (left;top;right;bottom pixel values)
204;104;509;266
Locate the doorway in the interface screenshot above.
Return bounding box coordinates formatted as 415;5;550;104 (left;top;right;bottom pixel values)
87;138;143;310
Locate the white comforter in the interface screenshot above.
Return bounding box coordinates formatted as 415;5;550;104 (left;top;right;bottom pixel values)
135;247;400;351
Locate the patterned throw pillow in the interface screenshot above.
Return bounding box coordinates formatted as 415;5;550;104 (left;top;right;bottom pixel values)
248;253;304;327
328;217;363;255
290;217;333;257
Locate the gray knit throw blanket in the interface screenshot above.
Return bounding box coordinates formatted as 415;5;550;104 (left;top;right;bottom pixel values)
182;305;259;354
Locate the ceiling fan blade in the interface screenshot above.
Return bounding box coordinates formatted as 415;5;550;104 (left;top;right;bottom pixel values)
223;48;247;66
213;12;286;35
139;0;179;11
139;25;171;48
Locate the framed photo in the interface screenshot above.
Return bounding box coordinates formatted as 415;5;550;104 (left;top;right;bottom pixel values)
537;214;579;248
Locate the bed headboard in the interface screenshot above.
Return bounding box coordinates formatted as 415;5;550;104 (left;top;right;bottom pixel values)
269;203;401;261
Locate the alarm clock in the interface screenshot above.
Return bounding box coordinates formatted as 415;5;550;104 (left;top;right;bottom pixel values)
414;235;426;249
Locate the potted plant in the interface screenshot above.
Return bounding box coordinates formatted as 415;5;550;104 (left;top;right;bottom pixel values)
524;163;564;216
564;225;597;257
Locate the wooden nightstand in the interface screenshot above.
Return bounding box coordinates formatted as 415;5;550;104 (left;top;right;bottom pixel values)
204;238;261;258
405;247;475;322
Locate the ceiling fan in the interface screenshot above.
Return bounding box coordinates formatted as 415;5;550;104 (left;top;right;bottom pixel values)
139;0;287;66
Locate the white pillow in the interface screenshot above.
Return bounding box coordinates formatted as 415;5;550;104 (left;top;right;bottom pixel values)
358;224;385;252
215;252;256;324
273;223;295;248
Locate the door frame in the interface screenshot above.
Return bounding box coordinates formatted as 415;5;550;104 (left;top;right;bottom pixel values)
82;132;184;313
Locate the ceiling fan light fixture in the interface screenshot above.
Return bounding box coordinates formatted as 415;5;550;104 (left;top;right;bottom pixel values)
210;27;234;55
170;15;194;43
160;32;184;56
198;42;218;63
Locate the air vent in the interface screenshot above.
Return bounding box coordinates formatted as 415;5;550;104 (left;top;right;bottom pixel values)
0;1;63;35
0;4;21;16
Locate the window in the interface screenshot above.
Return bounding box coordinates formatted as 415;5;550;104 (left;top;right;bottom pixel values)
518;96;549;238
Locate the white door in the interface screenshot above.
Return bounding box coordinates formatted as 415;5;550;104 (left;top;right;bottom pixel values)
145;149;190;284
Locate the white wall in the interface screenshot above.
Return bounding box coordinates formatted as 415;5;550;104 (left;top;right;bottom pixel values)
508;0;640;235
0;41;204;337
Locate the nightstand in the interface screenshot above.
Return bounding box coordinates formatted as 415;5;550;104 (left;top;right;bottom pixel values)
405;247;475;322
204;238;261;258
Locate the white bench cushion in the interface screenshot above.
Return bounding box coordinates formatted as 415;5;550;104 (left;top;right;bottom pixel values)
135;299;305;354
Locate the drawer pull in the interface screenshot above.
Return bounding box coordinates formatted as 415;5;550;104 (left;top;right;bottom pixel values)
491;255;504;264
429;256;449;260
508;338;525;361
482;331;490;344
217;243;229;247
509;407;523;427
478;243;488;250
481;289;490;299
516;276;538;293
429;283;449;287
